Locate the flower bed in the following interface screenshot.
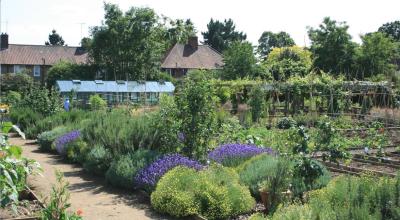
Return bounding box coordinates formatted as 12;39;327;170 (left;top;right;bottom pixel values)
54;130;81;156
134;154;203;191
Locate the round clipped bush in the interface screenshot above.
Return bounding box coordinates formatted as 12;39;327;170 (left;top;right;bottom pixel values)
151;165;255;219
276;117;297;129
105;149;158;189
37;126;68;151
83;145;111;176
151;166;200;217
66;139;89;164
89;94;107;111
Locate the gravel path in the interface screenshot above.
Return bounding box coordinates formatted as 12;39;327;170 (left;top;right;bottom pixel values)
9;135;169;220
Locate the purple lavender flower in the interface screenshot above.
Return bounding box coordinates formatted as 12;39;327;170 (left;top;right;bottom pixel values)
134;154;203;190
54;130;81;156
208;143;274;167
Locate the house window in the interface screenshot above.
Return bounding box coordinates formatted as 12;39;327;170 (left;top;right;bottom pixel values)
14;65;25;73
34;65;41;77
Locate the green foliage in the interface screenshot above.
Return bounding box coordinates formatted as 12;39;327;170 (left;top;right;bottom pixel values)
356;32;399;79
1;135;40;210
176;71;216;160
277;117;297;129
19;86;62;116
308;17;357;75
41;171;83;220
0;73;34;93
270;203;312;220
89;94;107;111
248;85;264;122
105;149;158;189
45;29;65;46
257;31;295;59
9;107;44;137
264;46;312;80
151;166;255;219
46;61;96;87
163;18;196;47
66;140;89;164
378;20;400;41
89;3;165;80
5;91;21;106
151;94;182;154
82;110;159;155
83;145;111;176
202;18;246;52
37;127;69;151
222;41;259;79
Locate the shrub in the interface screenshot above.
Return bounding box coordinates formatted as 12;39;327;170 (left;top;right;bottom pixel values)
208;143;274;167
37;127;69;151
276;117;297;129
270;204;312;220
5;91;21;106
89;94;107;110
83;145;111;176
66;140;89;164
105;149;158;189
134;154;203;191
151;166;255;219
0;73;34;93
54;130;81;156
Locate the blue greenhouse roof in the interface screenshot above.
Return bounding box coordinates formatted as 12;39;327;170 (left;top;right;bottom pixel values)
56;80;175;93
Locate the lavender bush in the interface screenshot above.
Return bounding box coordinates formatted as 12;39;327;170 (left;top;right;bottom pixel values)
208;143;274;167
134;154;203;191
54;130;81;156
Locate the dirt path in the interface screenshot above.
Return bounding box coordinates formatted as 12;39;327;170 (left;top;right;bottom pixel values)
9;135;169;220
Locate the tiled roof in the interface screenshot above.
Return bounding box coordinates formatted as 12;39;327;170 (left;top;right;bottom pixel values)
0;44;88;65
56;80;175;93
161;44;223;69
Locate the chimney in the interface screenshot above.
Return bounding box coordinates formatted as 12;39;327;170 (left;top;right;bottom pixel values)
1;33;8;49
188;36;198;49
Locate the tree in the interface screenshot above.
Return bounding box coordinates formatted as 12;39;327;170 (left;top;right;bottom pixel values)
356;32;399;79
378;20;400;41
80;37;92;50
163;18;196;48
248;85;264;122
175;70;216;160
222;41;258;79
45;29;65;46
257;31;295;59
202;18;246;52
308;17;357;76
89;3;166;81
46;61;96;87
263;46;312;81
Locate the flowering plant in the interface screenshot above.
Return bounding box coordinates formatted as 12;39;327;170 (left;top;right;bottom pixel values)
134;154;203;191
208;143;275;167
54;130;81;156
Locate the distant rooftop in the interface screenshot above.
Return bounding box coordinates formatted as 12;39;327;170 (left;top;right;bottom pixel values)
56;80;175;93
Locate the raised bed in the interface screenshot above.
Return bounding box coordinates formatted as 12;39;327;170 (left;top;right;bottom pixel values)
319;160;396;177
0;187;44;220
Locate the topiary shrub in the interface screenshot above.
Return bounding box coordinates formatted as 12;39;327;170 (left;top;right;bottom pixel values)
89;94;107;111
83;145;111;176
151;165;255;219
37;127;69;152
66;140;89;164
276;117;297;129
105;149;158;189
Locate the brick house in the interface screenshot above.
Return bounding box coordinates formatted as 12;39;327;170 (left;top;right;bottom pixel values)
0;33;87;83
161;36;224;77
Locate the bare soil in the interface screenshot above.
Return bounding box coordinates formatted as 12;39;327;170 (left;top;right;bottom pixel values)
8;136;170;220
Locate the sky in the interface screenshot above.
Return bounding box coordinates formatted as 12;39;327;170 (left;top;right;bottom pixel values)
1;0;399;47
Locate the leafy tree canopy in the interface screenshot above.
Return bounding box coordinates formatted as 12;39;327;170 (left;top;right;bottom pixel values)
222;41;259;80
356;32;399;79
378;20;400;41
308;17;357;75
162;17;196;47
257;31;295;59
89;3;167;81
45;29;65;46
264;46;312;81
46;61;96;88
202;18;246;52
